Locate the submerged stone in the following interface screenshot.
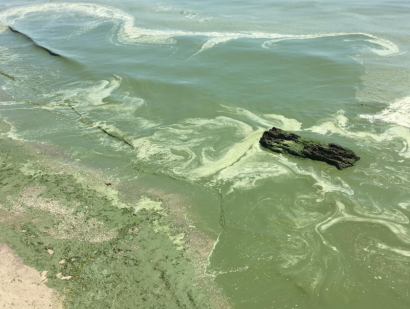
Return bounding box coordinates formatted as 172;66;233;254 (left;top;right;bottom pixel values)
259;127;360;170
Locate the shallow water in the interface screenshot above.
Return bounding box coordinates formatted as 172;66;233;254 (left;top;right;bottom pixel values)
1;0;410;308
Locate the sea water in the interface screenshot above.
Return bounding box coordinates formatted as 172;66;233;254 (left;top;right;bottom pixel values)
1;0;410;308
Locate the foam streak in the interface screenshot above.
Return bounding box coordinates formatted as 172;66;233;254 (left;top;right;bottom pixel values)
0;3;399;56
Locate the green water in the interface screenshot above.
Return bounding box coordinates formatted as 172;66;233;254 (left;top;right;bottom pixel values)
1;1;410;308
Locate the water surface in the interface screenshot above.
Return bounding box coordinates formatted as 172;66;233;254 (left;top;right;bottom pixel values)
1;0;410;308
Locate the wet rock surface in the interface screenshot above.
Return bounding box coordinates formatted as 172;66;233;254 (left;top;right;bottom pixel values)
259;127;360;170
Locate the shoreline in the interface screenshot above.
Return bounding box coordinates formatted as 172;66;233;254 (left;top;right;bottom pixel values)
0;125;227;308
0;243;64;308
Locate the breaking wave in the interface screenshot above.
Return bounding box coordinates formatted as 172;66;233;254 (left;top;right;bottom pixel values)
360;95;410;129
0;3;400;56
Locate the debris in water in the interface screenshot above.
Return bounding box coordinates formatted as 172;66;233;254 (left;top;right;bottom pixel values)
259;127;360;170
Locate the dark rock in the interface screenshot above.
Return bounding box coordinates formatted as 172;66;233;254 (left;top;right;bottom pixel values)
259;127;360;170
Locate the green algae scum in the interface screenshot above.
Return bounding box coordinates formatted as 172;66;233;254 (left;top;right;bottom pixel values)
0;135;224;308
2;0;410;308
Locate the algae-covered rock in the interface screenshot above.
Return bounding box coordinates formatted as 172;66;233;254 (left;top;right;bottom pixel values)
259;127;360;170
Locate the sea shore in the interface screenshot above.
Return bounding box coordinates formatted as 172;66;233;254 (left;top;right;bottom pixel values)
0;124;225;309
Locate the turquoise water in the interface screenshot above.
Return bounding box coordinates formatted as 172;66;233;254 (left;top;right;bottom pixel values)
1;1;410;308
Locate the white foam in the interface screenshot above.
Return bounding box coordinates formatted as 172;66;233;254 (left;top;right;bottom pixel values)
220;105;303;131
0;118;26;142
132;115;261;179
320;202;410;243
352;200;409;225
44;76;121;107
193;37;234;56
83;78;121;106
180;10;198;19
215;143;289;193
399;202;410;210
307;110;410;158
377;243;410;257
0;46;20;64
319;201;410;244
0;23;8;33
204;231;221;277
153;4;174;13
0;99;24;107
0;3;399;56
261;33;398;56
384;126;410;158
43;75;145;117
363;36;400;56
191;129;263;178
277;157;354;201
360;96;410;129
264;114;303;131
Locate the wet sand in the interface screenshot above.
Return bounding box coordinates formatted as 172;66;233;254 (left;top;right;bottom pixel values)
0;243;63;309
